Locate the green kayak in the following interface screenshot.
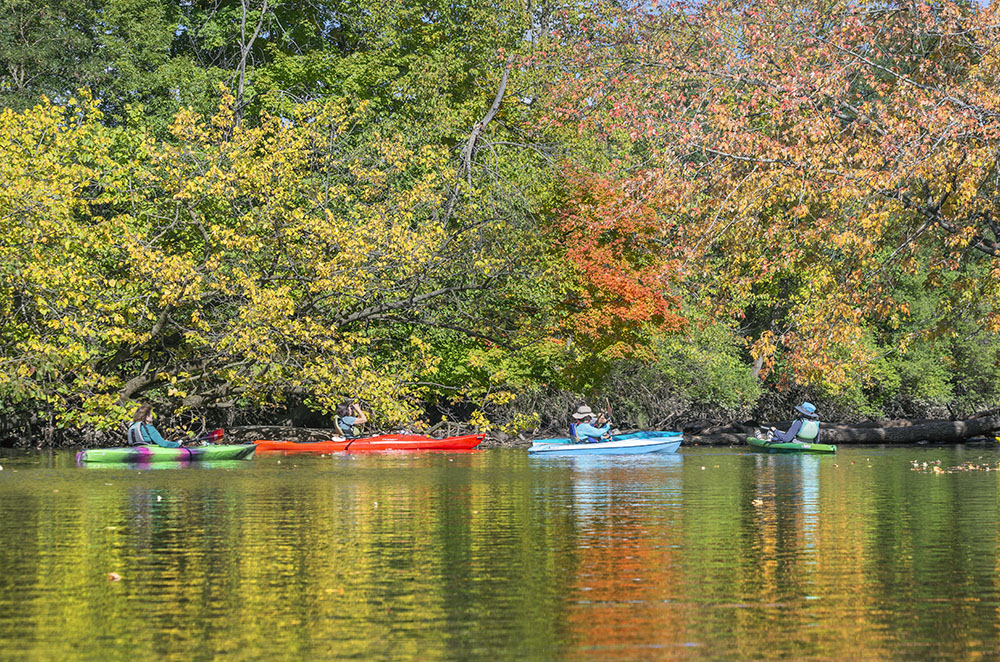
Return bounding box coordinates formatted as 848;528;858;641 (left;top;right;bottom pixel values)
76;444;256;464
746;436;837;454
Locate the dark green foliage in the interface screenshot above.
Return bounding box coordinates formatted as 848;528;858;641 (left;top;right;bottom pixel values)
600;322;761;429
0;0;103;110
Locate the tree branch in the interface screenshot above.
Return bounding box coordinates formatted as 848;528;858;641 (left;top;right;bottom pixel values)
235;0;269;126
441;53;516;227
332;282;494;327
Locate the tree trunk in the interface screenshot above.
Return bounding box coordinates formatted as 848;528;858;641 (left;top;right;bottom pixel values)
235;0;269;127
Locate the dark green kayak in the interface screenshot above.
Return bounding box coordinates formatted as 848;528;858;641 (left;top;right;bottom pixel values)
746;436;837;454
76;444;256;464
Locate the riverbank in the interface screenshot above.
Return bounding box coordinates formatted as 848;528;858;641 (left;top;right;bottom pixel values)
5;412;1000;450
223;413;1000;450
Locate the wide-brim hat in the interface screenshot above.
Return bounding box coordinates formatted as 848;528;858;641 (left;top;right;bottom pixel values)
795;401;818;417
572;405;594;419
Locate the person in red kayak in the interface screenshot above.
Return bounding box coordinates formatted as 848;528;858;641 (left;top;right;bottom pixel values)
334;400;368;438
127;404;181;447
766;402;821;443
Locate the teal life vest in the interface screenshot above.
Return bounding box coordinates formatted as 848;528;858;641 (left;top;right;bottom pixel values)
795;419;820;441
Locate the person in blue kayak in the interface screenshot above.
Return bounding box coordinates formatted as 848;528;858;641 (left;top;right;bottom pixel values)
127;404;181;447
767;402;821;443
570;404;611;443
334;400;368;438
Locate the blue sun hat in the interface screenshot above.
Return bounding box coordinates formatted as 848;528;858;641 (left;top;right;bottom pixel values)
795;402;818;418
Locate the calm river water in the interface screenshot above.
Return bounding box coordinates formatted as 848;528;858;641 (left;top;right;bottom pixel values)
1;443;998;661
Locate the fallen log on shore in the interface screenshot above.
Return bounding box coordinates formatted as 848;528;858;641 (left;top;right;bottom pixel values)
685;415;1000;446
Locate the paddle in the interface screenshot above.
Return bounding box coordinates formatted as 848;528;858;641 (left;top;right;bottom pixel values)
603;397;615;439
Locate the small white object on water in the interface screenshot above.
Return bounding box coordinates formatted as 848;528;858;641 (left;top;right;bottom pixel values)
156;496;162;502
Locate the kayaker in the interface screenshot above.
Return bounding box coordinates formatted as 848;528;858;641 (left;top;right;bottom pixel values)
127;405;182;448
570;405;611;443
334;400;368;438
767;402;821;443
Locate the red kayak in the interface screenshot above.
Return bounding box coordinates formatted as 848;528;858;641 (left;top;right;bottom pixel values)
253;433;484;453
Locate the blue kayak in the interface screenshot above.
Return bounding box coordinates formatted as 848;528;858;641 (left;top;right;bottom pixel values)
528;431;682;456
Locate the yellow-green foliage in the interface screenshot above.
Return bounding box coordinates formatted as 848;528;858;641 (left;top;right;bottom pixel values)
0;93;135;426
0;90;536;429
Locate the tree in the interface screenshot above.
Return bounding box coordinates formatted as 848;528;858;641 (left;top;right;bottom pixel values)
542;0;1000;393
0;79;569;430
0;93;128;427
0;0;103;110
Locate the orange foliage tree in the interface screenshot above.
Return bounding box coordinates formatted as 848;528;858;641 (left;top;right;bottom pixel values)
542;0;1000;391
555;167;689;359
